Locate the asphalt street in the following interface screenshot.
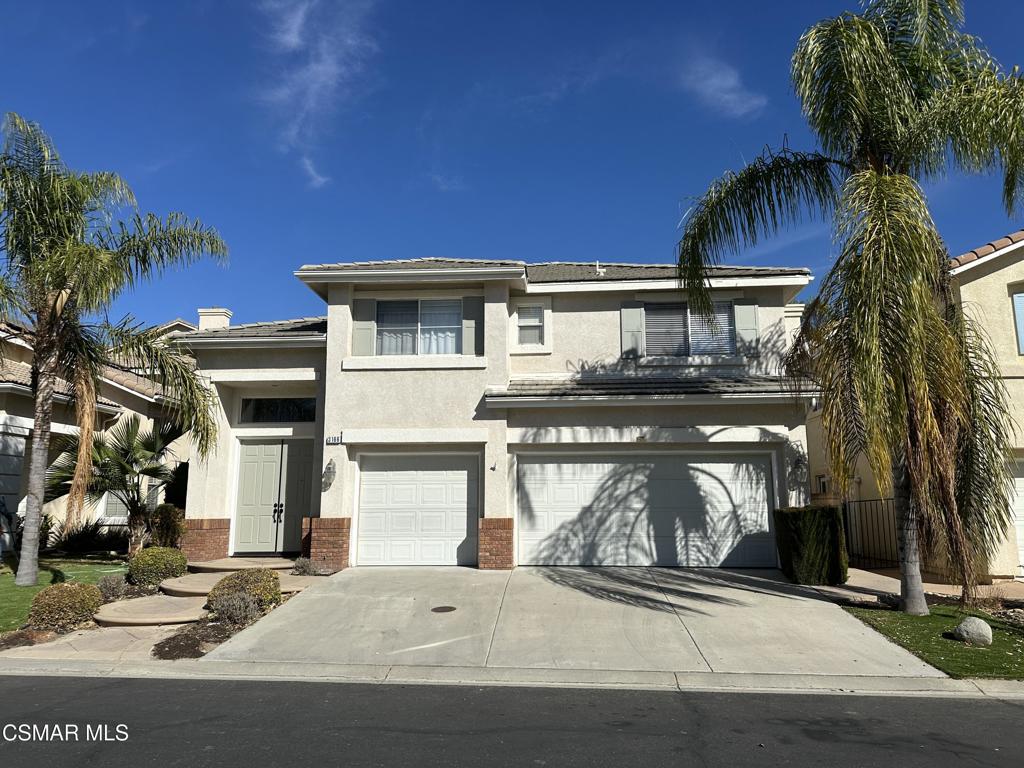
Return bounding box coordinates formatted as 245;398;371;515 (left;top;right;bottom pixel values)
0;676;1020;767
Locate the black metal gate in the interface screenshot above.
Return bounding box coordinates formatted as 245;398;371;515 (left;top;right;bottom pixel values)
842;498;898;569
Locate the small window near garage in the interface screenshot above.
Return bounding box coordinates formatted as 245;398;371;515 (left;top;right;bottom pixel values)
644;301;736;357
239;398;316;424
1013;292;1024;355
517;304;545;346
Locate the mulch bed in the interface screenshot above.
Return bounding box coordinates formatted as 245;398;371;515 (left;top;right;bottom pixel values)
0;628;58;651
151;619;239;660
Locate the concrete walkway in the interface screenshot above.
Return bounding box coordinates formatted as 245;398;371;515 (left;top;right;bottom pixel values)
208;567;942;678
0;626;178;662
816;568;1024;604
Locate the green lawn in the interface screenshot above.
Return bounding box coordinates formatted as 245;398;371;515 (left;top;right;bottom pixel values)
0;556;126;632
846;604;1024;679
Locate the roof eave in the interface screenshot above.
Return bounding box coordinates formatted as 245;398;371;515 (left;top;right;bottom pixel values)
949;238;1024;276
483;391;816;408
176;335;328;349
524;275;813;294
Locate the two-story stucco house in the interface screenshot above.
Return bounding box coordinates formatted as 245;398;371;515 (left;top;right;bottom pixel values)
808;230;1024;579
175;258;814;571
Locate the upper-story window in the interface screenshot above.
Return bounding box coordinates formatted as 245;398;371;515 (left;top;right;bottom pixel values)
239;397;316;423
644;301;736;356
1014;292;1024;355
376;299;463;355
516;304;545;346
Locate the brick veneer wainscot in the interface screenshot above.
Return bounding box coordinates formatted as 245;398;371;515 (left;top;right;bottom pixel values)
479;518;514;569
180;518;230;562
302;517;350;573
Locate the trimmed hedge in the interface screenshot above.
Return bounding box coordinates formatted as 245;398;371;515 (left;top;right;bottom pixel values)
773;505;848;585
207;568;282;620
128;546;188;586
28;583;102;632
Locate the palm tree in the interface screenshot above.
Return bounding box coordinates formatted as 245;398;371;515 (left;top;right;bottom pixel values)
676;0;1018;613
0;113;227;586
46;415;185;554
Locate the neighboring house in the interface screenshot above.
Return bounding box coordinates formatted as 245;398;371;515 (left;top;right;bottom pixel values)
0;321;185;554
175;258;814;571
807;230;1024;579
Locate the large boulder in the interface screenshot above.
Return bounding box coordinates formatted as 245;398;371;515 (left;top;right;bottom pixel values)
952;616;993;647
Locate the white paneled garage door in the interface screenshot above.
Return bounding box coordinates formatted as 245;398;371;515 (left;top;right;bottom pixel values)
357;455;479;566
517;453;776;567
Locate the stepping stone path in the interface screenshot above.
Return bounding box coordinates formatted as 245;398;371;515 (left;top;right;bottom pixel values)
161;572;318;597
92;557;315;627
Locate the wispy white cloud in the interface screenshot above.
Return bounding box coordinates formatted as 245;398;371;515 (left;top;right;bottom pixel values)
301;155;330;187
517;43;635;110
678;55;767;118
429;172;467;192
258;0;378;188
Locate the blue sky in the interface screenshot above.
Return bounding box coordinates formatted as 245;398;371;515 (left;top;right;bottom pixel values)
5;1;1024;325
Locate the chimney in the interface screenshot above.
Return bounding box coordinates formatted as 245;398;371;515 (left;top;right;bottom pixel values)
198;307;232;331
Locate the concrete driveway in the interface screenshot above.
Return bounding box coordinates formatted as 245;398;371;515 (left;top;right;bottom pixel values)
208;567;941;677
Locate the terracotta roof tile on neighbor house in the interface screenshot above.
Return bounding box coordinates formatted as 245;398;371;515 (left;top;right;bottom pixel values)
0;359;119;407
297;257;526;272
180;316;328;340
949;229;1024;269
486;375;803;400
525;262;810;283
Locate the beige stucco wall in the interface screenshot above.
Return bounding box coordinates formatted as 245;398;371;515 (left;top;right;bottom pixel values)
320;281;511;522
509;286;793;377
185;346;327;525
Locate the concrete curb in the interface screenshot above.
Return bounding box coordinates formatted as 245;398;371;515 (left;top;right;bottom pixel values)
0;656;1019;699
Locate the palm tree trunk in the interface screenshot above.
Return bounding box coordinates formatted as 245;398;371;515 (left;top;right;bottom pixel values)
14;359;56;586
893;459;929;615
127;505;146;556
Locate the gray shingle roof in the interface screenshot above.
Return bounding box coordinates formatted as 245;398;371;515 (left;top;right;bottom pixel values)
486;375;805;400
525;262;810;283
295;257;809;282
178;316;328;341
949;229;1024;269
298;257;525;272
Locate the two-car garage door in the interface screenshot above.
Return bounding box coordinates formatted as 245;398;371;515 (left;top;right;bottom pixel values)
354;452;777;568
517;454;777;567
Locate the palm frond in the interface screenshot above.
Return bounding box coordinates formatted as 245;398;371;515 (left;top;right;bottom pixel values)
677;146;844;316
101;319;218;455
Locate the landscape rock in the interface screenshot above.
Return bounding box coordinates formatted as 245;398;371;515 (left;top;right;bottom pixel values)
952;616;993;647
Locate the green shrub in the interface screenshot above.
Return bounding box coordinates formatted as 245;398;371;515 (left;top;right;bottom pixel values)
150;504;186;548
51;520;129;554
773;505;848;585
97;574;127;603
128;546;187;586
12;513;55;553
207;568;281;617
27;582;102;632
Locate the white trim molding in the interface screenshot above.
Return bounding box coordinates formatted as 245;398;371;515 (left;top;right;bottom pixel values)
485;392;814;408
526;276;812;294
341;427;490;444
342;355;487;370
208;368;321;383
181;336;327;349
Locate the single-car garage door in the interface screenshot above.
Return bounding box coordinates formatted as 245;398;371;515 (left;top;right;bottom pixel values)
357;455;479;565
517;453;776;567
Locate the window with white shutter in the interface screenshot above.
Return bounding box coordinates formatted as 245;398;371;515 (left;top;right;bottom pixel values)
517;304;545;346
644;303;689;356
643;301;736;357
